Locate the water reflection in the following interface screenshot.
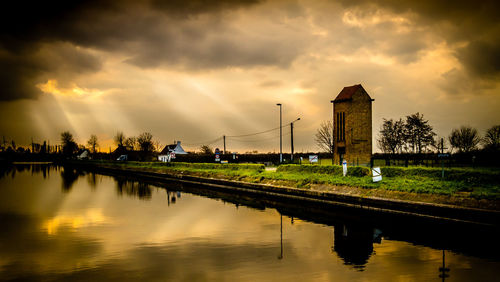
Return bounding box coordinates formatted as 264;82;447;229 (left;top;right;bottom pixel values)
278;214;283;260
1;163;52;179
87;173;98;189
60;166;84;192
332;224;382;270
0;164;498;282
115;177;152;200
439;250;451;281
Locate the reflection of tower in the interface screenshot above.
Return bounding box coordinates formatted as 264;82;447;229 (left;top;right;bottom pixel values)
332;224;381;270
439;250;450;281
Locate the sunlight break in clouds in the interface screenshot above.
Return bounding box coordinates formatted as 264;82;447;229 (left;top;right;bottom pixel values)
38;80;106;99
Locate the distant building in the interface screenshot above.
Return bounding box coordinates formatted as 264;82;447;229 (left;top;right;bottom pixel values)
77;150;90;160
158;141;187;162
332;84;374;166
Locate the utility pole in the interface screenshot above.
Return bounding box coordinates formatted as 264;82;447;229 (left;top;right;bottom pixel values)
438;138;449;180
290;122;294;161
277;103;282;163
223;135;226;154
290;118;300;161
330;100;335;164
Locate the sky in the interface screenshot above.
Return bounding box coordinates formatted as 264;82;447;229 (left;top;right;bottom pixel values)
0;0;499;153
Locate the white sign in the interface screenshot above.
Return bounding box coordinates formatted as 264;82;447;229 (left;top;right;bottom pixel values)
215;155;220;162
309;155;318;163
342;160;347;176
372;167;382;182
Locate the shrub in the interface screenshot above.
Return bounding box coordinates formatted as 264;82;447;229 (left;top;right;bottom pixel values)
380;167;500;184
162;162;265;172
277;164;369;177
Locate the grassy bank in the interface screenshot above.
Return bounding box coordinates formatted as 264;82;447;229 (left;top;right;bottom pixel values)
81;161;500;202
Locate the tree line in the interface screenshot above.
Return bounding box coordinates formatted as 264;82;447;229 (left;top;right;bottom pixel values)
377;113;499;154
59;131;163;157
314;112;500;154
2;130;227;157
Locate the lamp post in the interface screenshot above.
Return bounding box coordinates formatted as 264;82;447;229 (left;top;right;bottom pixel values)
290;118;300;161
330;100;335;165
277;103;282;163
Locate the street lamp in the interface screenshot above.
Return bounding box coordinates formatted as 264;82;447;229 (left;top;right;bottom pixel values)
277;103;282;163
330;100;335;165
290;118;300;161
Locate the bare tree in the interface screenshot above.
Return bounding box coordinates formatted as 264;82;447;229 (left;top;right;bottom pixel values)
483;125;500;151
87;134;99;153
137;132;154;152
315;120;333;153
114;131;125;148
199;145;213;155
448;126;481;153
377;118;405;154
124;137;137;150
153;139;163;152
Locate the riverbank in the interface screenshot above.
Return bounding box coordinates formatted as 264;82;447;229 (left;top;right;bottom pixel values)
65;160;500;225
74;161;499;205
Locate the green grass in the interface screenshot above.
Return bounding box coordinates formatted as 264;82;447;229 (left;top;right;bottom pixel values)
85;160;500;200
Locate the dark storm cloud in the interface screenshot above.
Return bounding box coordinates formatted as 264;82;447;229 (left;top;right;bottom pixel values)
338;0;500;78
0;1;118;100
0;0;268;101
151;0;261;17
0;44;102;100
457;39;500;78
124;31;302;70
0;50;43;100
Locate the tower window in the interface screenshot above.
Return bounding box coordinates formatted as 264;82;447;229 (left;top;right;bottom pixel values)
336;112;345;141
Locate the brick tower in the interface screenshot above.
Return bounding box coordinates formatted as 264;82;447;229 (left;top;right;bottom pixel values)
332;84;374;166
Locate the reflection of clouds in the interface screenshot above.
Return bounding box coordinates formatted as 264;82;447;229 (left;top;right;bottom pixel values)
43;208;110;235
0;212;103;277
1;169;499;281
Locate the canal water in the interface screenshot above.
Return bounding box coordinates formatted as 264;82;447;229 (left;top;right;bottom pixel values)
0;164;499;281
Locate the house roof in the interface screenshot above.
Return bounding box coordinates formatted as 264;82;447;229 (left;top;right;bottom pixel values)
160;141;187;155
333;84;372;103
160;144;176;155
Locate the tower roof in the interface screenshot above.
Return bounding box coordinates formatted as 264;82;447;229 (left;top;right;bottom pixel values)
333;84;372;102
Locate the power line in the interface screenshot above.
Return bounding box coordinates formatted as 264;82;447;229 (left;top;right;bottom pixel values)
227;132;291;143
226;124;290;138
182;123;295;147
183;136;223;146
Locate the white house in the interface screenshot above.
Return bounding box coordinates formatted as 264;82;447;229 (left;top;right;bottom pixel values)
158;141;187;162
